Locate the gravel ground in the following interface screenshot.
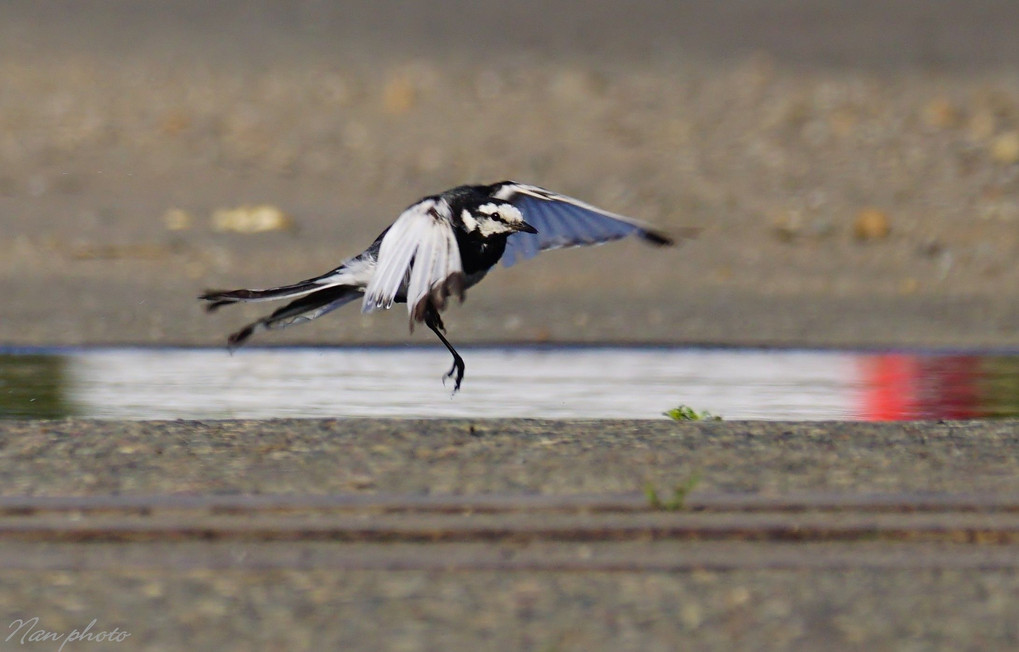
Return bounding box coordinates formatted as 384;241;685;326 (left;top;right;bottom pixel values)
0;418;1018;651
2;568;1017;651
2;418;1019;496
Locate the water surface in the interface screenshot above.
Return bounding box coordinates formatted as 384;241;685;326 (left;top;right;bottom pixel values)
1;347;1017;421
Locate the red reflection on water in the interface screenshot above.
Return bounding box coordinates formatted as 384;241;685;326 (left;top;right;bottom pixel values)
860;354;981;420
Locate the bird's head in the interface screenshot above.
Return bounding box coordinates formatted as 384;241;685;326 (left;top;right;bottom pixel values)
460;201;538;238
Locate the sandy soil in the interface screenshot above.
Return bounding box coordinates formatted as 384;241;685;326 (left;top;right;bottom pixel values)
3;1;1019;348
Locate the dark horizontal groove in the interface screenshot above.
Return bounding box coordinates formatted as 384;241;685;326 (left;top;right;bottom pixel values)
3;493;1019;548
3;492;1019;517
3;513;1019;545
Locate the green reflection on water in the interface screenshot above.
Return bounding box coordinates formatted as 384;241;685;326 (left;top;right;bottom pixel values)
0;355;73;419
978;356;1019;418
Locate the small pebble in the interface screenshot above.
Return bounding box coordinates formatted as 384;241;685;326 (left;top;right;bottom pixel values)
211;205;294;234
382;75;417;115
921;98;959;129
853;208;891;241
989;131;1019;165
967;109;997;141
162;208;193;231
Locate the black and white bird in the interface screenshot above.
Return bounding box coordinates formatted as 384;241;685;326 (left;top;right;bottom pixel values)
201;181;694;391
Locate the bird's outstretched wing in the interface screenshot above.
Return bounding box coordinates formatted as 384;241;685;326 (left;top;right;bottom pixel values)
491;181;692;267
362;197;465;325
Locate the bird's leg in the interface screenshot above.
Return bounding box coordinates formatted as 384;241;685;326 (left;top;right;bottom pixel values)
424;306;465;392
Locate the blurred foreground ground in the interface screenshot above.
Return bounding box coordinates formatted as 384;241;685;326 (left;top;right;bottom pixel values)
0;418;1017;651
3;1;1019;347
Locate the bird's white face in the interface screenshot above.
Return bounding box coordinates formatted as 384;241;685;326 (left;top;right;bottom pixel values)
461;202;531;238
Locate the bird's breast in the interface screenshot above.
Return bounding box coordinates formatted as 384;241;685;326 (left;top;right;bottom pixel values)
456;232;508;278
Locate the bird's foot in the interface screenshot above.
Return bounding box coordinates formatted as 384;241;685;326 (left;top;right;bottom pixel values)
441;359;465;393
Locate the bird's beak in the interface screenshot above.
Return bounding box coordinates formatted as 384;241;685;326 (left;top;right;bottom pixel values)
516;221;538;234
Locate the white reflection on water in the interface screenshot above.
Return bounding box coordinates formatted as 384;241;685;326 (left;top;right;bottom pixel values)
65;347;860;420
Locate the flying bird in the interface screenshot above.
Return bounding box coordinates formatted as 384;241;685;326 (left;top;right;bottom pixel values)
201;181;694;391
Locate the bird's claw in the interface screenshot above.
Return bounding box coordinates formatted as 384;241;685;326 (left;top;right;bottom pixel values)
441;361;464;393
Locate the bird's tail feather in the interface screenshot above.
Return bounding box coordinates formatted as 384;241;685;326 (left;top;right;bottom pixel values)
226;285;362;348
200;278;334;312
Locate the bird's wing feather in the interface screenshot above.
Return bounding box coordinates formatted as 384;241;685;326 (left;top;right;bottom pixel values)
362;198;464;323
492;182;680;267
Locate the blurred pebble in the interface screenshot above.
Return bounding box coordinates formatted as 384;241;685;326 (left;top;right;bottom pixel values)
922;98;959;129
319;73;354;106
140;581;165;599
160;110;192;135
772;211;804;242
726;586;752;607
978;198;1019;222
989;131;1019;165
680;602;704;629
771;209;834;242
968;109;997;141
211;205;294;234
162;208;193;231
853;208;891;241
828;108;858;137
917;238;946;258
382;74;417;115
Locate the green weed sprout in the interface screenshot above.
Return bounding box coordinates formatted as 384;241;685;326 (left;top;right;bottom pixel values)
664;405;722;421
643;472;702;511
